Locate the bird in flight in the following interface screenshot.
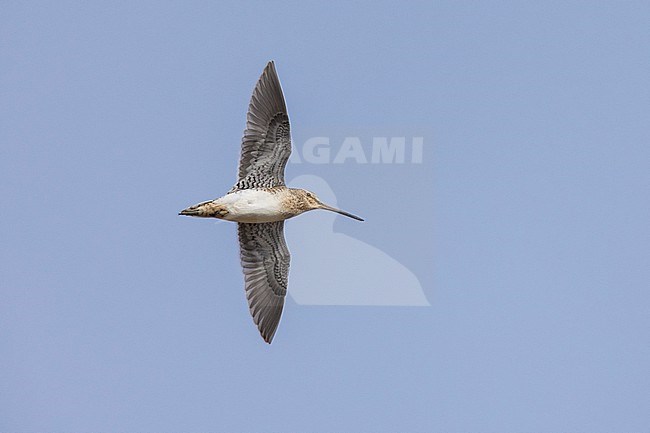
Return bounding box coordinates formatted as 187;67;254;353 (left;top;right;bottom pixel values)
180;61;363;343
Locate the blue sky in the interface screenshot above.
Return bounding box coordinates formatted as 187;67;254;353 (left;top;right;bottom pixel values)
2;1;649;432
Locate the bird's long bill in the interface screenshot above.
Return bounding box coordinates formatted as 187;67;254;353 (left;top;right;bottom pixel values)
319;204;364;221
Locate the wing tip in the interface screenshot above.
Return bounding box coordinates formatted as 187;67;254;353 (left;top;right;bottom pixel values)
258;321;279;344
263;60;277;76
247;60;286;115
256;304;283;344
263;61;280;87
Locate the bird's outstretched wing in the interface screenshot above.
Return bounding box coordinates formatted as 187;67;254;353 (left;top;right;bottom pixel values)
237;221;290;343
231;61;291;192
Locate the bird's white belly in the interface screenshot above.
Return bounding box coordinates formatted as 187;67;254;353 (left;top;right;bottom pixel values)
218;190;287;223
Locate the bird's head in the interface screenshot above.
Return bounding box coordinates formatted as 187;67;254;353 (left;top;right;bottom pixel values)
295;189;364;221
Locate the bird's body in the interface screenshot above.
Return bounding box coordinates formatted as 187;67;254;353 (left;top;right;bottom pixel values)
180;61;363;343
180;187;333;223
182;188;287;223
